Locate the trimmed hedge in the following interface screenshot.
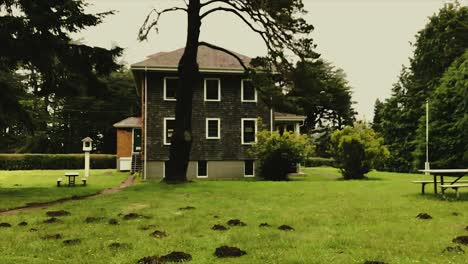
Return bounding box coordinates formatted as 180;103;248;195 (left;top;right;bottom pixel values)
0;154;116;170
304;157;336;168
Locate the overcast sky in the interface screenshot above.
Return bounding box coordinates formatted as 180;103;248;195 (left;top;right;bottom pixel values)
77;0;466;119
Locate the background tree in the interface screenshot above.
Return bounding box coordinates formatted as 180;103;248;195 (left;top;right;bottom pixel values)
284;60;356;157
287;60;355;132
2;69;139;154
330;122;389;180
372;3;467;172
0;0;122;134
0;1;136;154
413;51;468;169
140;0;319;182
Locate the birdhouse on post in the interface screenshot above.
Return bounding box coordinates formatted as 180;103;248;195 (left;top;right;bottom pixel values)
82;137;93;177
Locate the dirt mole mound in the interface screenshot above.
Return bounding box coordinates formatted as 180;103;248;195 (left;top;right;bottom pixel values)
227;219;246;226
416;213;432;219
137;251;192;263
123;213;149;220
364;261;386;264
63;239;81;246
443;245;465;254
108;219;119;225
18;221;28;226
0;222;12;228
43;217;62;224
259;223;271;227
160;251;192;262
212;224;229;231
214;246;247;258
150;230;168;239
179;206;195;210
278;225;294;231
84;217;105;223
453;236;468;245
46;210;71;217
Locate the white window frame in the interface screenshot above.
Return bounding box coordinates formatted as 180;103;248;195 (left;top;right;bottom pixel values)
196;160;208;178
244;160;255;178
163;117;175;145
241;79;257;103
163;77;178;101
204;78;221;102
241;118;258;145
206;118;221;139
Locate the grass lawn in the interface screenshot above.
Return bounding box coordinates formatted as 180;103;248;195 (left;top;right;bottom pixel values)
0;170;129;211
0;167;467;263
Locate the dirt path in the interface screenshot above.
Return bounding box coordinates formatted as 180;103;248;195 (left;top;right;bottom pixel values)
0;175;135;216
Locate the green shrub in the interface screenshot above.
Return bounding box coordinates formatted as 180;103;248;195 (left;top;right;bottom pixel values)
304;157;336;167
330;122;389;179
251;131;314;181
0;154;116;170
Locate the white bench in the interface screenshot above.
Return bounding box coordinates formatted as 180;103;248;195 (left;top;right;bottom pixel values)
440;184;468;199
57;177;63;187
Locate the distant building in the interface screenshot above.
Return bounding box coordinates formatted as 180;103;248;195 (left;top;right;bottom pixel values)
115;45;305;178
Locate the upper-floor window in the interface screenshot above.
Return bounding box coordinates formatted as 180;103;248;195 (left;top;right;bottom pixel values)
241;79;257;102
164;77;178;101
241;118;257;145
204;78;221;101
206;118;221;139
163;117;175;145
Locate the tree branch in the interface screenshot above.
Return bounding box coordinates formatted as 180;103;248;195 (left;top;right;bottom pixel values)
139;7;188;41
198;41;249;70
201;0;231;8
200;6;273;52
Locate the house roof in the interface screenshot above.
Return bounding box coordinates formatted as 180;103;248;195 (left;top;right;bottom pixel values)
113;117;142;128
274;112;306;122
131;45;252;73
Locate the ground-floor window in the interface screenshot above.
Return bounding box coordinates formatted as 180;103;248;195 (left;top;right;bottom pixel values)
197;160;208;178
244;160;255;177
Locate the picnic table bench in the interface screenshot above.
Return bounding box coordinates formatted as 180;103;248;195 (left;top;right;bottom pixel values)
412;180;468;194
440;184;468;199
57;172;87;187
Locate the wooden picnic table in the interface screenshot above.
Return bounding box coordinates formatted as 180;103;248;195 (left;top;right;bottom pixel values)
418;169;468;196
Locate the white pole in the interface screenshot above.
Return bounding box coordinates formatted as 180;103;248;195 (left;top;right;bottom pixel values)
144;68;148;180
424;100;430;175
84;151;90;177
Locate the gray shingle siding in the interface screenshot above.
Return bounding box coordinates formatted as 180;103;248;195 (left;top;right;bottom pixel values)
146;72;270;161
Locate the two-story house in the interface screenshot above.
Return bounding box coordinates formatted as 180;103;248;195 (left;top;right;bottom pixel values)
126;45;304;179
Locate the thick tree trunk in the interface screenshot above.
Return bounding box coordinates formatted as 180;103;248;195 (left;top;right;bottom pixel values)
165;0;201;182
